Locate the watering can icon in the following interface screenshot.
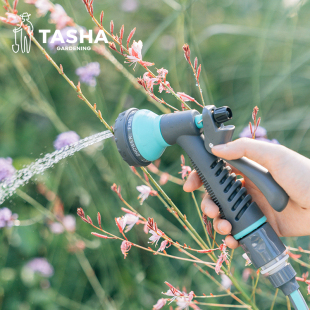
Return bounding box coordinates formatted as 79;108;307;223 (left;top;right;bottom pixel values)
12;12;33;54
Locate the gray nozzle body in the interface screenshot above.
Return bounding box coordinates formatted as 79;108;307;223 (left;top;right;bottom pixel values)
160;111;265;236
160;110;201;145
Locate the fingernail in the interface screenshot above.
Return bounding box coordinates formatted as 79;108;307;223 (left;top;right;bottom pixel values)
212;144;226;152
218;222;225;234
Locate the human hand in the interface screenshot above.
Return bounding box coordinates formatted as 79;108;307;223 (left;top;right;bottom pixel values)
184;138;310;249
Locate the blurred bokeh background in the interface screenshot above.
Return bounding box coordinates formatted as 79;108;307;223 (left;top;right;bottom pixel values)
1;0;310;309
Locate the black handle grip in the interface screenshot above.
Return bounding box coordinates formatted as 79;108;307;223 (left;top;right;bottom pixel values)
176;135;265;237
227;158;289;212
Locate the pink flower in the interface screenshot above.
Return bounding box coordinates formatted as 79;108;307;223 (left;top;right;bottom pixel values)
158;240;171;252
163;289;177;297
25;0;52;16
136;185;151;204
129;40;142;60
177;92;196;102
147;163;159;173
116;214;139;233
121;207;137;215
163;282;183;300
126;40;154;69
49;4;72;29
179;155;192;180
286;250;302;259
189;304;201;310
143;72;157;92
147;218;165;246
115;216;126;233
156;68;172;93
179;166;192;180
49;215;76;234
242;268;252;282
159;172;169;185
143;222;149;234
120;240;131;258
163;283;199;310
176;291;200;310
91;232;116;239
157;68;168;81
136;185;157;204
220;274;232;290
215;255;224;274
141;68;172;94
180;154;185;166
0;13;22;25
35;0;52;16
149;230;161;246
49;222;64;234
242;253;252;266
123;214;139;232
153;298;167;310
121;0;139;12
215;241;229;274
62;215;76;232
176;296;192;309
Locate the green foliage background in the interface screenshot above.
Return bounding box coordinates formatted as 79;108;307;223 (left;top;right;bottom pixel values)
0;0;310;309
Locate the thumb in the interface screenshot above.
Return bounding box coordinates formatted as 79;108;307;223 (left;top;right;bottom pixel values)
211;138;285;174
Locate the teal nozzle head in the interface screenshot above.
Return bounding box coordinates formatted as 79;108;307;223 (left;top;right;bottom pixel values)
114;108;202;167
114;108;170;167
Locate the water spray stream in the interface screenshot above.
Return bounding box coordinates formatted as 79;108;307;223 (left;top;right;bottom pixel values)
0;130;113;204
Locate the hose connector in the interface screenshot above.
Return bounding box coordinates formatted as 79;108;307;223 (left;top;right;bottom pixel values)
240;223;299;296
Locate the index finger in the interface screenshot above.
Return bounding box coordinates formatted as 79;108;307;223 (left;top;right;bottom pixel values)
183;170;203;192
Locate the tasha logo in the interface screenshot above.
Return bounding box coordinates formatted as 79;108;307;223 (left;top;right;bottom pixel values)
12;12;33;53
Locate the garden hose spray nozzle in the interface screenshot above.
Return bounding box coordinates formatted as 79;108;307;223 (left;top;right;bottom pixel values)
114;106;308;309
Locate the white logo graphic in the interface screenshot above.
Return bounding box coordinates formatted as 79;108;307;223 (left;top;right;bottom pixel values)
12;12;33;53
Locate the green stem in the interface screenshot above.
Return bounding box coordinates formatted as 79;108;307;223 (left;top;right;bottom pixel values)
16;189;55;220
270;289;279;310
286;296;291;310
225;271;259;310
191;191;212;248
75;250;115;310
228;248;234;273
142;167;209;250
195;264;249;307
251;272;260;303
